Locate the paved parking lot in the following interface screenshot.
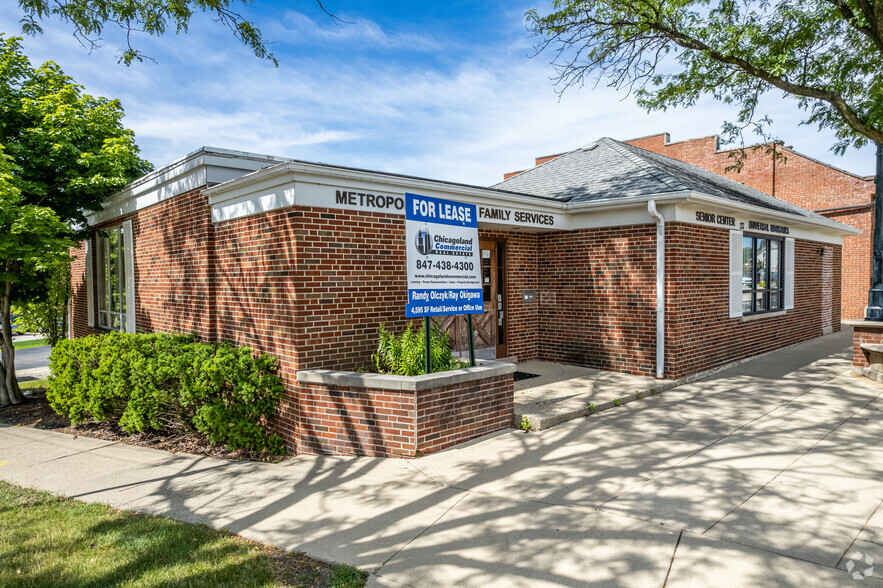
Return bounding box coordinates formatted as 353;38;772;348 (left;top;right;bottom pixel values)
2;328;881;586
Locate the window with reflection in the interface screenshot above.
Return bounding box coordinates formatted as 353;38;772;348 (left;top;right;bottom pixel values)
742;235;784;314
96;225;127;330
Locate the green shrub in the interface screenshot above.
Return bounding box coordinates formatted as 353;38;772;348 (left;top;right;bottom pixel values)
47;333;285;454
373;322;465;376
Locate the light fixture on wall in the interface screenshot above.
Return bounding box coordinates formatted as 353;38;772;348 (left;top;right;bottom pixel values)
819;247;826;256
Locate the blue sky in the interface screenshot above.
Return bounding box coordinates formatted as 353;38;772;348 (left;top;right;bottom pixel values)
1;1;876;185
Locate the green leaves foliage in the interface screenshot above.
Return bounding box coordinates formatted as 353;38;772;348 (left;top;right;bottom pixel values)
0;36;149;405
0;35;152;226
12;257;71;347
47;333;286;454
16;0;278;66
373;322;466;376
527;1;883;153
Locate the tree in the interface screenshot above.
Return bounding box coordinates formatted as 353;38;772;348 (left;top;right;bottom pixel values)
527;1;883;153
0;36;151;406
17;0;276;65
0;148;73;405
15;1;344;66
13;258;72;348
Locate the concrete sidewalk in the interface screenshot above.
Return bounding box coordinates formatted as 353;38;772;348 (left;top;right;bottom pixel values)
2;329;882;586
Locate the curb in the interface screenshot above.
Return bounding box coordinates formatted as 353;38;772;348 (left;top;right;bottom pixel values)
516;380;679;431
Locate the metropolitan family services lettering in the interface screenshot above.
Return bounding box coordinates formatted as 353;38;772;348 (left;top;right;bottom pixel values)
479;206;555;226
335;190;404;211
334;190;556;227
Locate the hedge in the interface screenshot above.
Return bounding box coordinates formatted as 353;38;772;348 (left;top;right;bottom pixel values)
47;333;286;455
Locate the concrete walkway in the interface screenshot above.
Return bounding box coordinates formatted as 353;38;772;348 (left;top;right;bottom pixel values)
2;328;882;586
514;360;676;430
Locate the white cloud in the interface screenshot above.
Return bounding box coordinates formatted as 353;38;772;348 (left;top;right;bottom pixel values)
273;11;444;52
1;7;875;185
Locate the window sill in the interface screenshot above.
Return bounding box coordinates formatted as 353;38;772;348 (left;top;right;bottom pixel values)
741;310;787;321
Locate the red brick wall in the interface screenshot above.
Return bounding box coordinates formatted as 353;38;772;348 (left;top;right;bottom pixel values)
528;221;841;379
72;196;531;454
296;372;514;458
416;374;514;455
625;134;872;209
853;325;883;368
536;225;657;376
828;207;873;320
666;223;841;378
296;383;417;457
625;133;871;319
69;242;94;338
129;189;217;338
71;189;219;340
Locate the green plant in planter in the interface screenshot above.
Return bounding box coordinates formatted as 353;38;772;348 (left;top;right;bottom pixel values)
373;322;465;376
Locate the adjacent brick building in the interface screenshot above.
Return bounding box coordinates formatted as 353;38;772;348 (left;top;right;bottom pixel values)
509;132;873;319
70;139;856;456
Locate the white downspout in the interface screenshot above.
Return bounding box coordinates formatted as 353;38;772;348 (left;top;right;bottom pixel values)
648;200;665;379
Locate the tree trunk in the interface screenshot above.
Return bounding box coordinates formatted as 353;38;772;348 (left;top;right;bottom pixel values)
0;281;24;406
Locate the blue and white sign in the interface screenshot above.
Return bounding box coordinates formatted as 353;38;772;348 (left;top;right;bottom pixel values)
405;193;483;318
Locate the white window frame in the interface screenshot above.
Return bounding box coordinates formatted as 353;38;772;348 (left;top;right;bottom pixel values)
95;220;136;332
729;231;794;317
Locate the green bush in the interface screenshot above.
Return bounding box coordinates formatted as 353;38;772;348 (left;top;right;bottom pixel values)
47;333;285;454
373;322;465;376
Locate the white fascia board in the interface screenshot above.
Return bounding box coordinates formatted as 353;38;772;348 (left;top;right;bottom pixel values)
566;192;687;230
85;148;285;227
207;161;566;211
684;193;861;238
89;166;208;226
563;190;858;243
676;195;853;245
207;161;571;230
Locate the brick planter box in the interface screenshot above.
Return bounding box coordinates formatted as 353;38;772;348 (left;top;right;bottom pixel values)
295;362;516;458
853;320;883;383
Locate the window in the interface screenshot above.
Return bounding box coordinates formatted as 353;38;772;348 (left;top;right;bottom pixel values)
96;223;135;331
741;234;784;314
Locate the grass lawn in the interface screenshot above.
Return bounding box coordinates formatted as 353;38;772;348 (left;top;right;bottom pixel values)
17;379;49;390
0;481;367;588
12;338;48;350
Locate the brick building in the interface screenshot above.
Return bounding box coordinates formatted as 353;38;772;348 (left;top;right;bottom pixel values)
508;132;874;319
70;139;856;455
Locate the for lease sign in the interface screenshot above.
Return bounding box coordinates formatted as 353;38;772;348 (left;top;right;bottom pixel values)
405;192;484;318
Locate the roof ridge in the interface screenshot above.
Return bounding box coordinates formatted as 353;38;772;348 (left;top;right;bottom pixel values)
599;137;688;192
619;139;840;224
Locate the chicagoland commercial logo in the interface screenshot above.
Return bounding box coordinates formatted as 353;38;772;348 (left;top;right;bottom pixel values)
415;229;433;255
845;552;874;581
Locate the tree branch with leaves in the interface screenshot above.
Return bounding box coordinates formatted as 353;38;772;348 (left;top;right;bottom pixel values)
527;0;883;153
15;0;348;66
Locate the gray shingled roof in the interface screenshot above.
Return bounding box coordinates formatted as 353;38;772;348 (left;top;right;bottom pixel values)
492;137;836;223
